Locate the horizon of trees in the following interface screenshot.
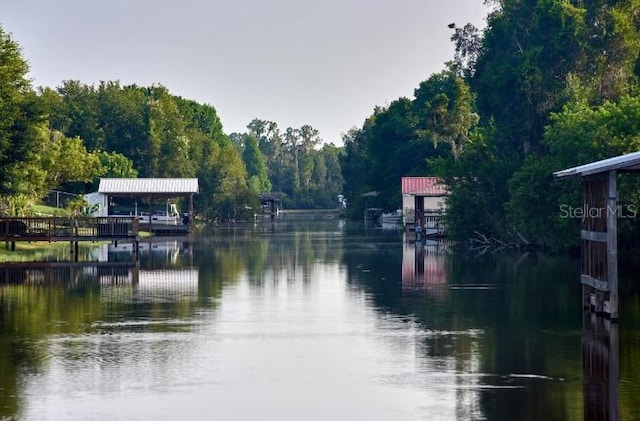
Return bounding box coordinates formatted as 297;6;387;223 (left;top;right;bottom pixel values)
5;0;640;253
0;24;344;221
342;0;640;253
232;119;344;209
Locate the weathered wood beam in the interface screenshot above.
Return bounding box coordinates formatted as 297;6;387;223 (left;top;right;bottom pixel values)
581;274;610;292
607;170;618;319
581;230;608;243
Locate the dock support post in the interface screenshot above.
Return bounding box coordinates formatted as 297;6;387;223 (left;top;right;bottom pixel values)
132;264;140;285
606;170;618;320
189;193;194;233
580;171;618;320
133;239;140;258
70;241;79;261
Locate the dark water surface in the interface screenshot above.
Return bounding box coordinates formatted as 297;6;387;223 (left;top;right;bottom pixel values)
1;218;639;420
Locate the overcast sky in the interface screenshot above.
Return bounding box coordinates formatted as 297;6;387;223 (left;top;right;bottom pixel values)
1;0;489;144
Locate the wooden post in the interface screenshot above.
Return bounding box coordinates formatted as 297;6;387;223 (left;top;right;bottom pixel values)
580;173;618;318
606;170;618;319
132;264;140;285
583;313;619;420
148;196;153;233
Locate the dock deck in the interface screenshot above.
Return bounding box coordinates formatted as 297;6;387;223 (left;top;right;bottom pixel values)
1;217;139;245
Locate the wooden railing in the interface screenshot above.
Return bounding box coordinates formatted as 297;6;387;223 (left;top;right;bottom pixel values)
0;217;139;240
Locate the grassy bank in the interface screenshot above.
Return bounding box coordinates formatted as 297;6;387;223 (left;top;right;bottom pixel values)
0;241;104;262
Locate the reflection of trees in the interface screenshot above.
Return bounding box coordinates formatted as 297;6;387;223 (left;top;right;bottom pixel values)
0;246;207;420
0;222;350;419
345;247;587;420
619;268;640;421
0;282;104;419
193;223;344;289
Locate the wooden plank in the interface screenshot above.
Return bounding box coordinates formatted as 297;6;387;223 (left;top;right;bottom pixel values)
581;230;608;243
581;274;610;292
607;170;618;319
0;217;139;243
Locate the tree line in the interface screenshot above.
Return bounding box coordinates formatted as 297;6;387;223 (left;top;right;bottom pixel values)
0;25;344;221
231;119;344;209
341;0;640;253
5;0;640;251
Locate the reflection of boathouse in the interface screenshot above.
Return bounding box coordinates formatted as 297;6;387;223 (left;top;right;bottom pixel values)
0;262;199;304
99;268;199;304
401;240;447;291
0;261;136;285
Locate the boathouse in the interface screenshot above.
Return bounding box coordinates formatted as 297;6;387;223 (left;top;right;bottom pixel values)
258;193;281;221
401;177;447;231
554;150;640;320
97;178;199;234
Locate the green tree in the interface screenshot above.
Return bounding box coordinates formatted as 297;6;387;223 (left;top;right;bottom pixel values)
242;133;271;193
283;127;301;196
39;129;103;188
147;85;193;177
438;0;640;248
415;68;479;158
509;96;640;251
472;0;591;155
98;151;138;178
0;26;46;213
210;142;255;221
340;126;371;215
51;80;104;150
176;99;250;220
96;81;149;169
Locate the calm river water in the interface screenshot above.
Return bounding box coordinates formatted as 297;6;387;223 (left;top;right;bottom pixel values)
1;217;640;420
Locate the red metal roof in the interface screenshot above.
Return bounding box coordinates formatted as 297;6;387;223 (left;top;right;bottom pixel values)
401;177;447;196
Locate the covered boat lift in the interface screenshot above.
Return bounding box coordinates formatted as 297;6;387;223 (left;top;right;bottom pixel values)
554;150;640;320
98;178;199;234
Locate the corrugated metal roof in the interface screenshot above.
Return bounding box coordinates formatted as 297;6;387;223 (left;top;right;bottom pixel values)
554;151;640;178
98;178;199;194
401;177;447;196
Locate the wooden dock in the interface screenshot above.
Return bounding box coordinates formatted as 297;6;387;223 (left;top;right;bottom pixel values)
1;217;139;255
552;153;640;320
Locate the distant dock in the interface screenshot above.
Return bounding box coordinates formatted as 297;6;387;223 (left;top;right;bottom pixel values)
1;216;139;257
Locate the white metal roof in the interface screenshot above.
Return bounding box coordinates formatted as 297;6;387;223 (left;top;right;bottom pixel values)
98;178;199;195
554;151;640;178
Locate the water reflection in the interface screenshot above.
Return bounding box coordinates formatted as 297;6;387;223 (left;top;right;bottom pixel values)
401;239;448;304
350;239;586;421
583;314;619;421
1;221;640;420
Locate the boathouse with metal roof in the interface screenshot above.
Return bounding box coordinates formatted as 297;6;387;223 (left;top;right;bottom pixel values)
401;177;448;232
97;178;199;234
554;150;640;320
